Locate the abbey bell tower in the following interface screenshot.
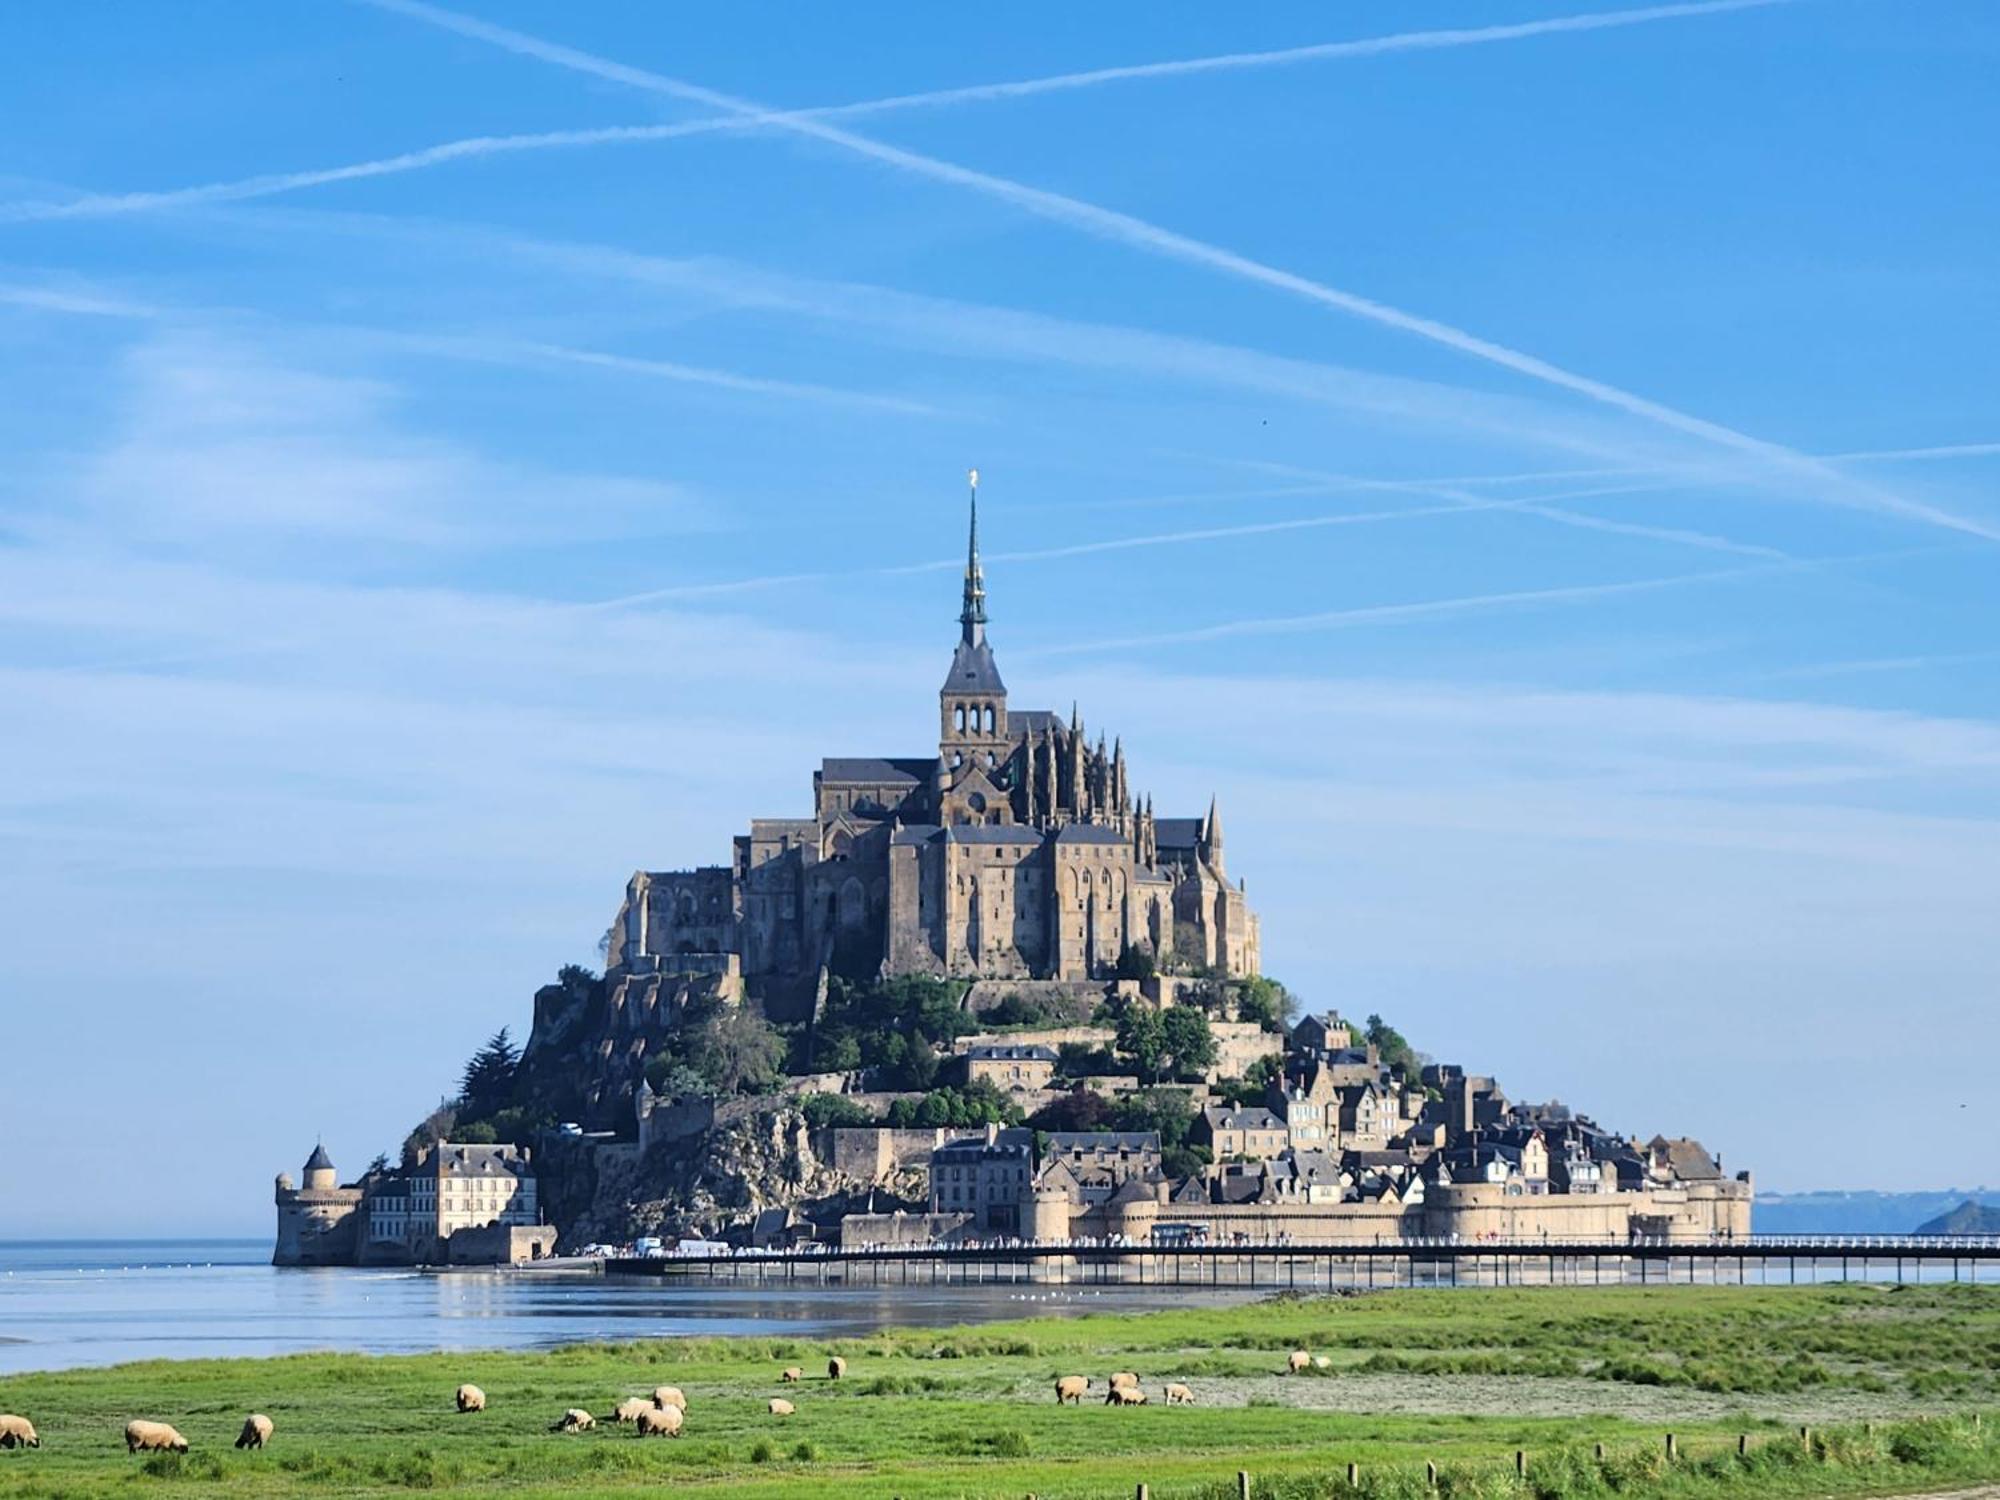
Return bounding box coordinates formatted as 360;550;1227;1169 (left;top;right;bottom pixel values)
938;470;1012;824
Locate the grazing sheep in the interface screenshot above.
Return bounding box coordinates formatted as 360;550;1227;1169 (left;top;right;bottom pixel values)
635;1405;683;1438
1053;1375;1089;1405
1163;1383;1195;1405
652;1386;686;1412
1103;1386;1148;1406
124;1421;188;1454
456;1384;487;1413
234;1414;274;1449
1313;1355;1330;1370
780;1366;803;1383
768;1398;795;1416
611;1397;653;1424
1109;1371;1139;1390
827;1356;846;1380
551;1409;596;1433
0;1415;39;1449
1286;1350;1311;1375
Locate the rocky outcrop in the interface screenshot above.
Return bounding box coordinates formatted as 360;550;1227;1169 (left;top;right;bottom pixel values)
515;968;738;1133
551;1100;925;1248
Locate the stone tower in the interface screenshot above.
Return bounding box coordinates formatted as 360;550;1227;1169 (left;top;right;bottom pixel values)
937;472;1012;825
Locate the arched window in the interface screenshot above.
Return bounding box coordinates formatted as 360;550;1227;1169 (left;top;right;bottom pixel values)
985;705;997;734
954;705;965;733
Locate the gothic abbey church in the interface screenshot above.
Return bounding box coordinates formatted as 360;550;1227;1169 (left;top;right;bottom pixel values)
608;487;1260;995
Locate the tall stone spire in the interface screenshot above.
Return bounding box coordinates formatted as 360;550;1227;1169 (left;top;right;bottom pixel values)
1203;794;1226;878
959;468;986;647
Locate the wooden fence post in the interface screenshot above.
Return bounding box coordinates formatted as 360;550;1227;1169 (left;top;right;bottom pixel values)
1426;1459;1438;1486
1346;1462;1359;1487
1738;1434;1749;1457
1516;1450;1527;1479
1238;1471;1250;1500
1136;1485;1148;1500
1666;1433;1677;1461
1594;1442;1605;1460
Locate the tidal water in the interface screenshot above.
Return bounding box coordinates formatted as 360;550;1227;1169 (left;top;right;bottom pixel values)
0;1240;1227;1376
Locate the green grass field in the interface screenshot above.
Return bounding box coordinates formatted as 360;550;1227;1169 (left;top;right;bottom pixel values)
1;1284;1996;1499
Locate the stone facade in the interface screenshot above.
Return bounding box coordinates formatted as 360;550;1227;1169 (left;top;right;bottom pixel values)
275;1141;543;1266
603;488;1260;1000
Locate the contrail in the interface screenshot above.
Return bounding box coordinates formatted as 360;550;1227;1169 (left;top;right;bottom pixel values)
3;1;1791;225
583;480;1762;611
359;0;1999;547
1029;564;1791;657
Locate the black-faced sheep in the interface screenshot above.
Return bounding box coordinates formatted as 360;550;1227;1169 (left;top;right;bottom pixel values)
234;1414;273;1449
1053;1375;1089;1404
456;1384;486;1413
0;1415;39;1449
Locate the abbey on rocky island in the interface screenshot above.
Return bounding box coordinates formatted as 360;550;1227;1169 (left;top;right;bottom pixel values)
608;482;1258;993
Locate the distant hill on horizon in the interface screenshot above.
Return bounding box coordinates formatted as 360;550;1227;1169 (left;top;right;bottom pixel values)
1913;1200;2000;1236
1756;1189;2000;1236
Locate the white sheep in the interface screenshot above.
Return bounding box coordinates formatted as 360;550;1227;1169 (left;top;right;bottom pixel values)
827;1356;847;1380
551;1409;596;1433
768;1398;795;1416
652;1386;686;1412
1286;1350;1311;1375
1104;1385;1148;1406
234;1414;274;1449
780;1366;803;1383
611;1397;653;1424
1053;1375;1089;1404
1164;1383;1195;1405
124;1420;188;1453
635;1405;683;1438
0;1415;39;1450
456;1384;486;1413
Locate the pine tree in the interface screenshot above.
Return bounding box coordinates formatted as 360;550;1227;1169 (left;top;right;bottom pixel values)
458;1027;520;1120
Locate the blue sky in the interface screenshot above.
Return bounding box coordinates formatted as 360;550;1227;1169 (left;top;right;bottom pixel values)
1;1;1995;1236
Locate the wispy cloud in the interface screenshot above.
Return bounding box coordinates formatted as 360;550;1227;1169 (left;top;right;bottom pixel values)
360;0;1997;549
3;1;1791;226
29;333;710;550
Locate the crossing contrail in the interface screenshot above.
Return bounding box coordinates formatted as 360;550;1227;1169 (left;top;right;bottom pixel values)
358;0;1999;547
1;1;1792;224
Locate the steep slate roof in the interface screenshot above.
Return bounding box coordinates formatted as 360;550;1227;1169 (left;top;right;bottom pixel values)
1012;708;1061;735
944;637;1006;694
820;757;933;785
304;1143;335;1173
891;824;944;846
1154;817;1204;849
1202;1105;1283;1132
965;1043;1059;1063
1048;1130;1161;1155
944;825;1043;845
1649;1135;1723;1181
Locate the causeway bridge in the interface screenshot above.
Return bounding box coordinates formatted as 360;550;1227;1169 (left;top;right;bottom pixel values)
606;1234;2000;1290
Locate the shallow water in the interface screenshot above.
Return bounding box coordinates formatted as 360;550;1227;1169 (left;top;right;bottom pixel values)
0;1240;1245;1375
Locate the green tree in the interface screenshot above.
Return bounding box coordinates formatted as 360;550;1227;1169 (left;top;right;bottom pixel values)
401;1102;456;1168
458;1028;520;1120
690;1007;786;1095
1109;1087;1197;1152
1234;975;1296;1033
644;1060;715;1100
1115;1006;1169;1083
1115;942;1156;981
453;1120;498;1144
1364;1013;1419;1077
799;1093;873;1130
1161;1005;1217;1080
